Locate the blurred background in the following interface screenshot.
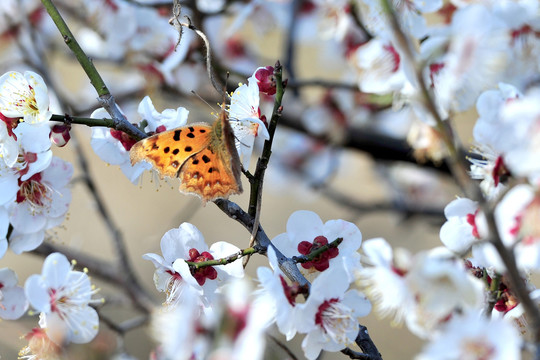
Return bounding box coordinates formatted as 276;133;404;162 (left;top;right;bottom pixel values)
0;0;471;359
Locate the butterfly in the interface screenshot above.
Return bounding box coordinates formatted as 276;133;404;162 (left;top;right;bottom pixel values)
130;103;243;203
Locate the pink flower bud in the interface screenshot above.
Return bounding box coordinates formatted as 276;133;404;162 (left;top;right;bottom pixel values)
254;66;276;95
49;123;71;147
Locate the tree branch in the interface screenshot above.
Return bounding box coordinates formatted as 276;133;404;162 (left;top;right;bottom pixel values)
40;0;147;140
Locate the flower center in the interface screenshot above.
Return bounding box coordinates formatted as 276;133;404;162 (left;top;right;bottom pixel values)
461;338;495;360
14;86;38;116
466;209;480;239
48;288;63;314
163;270;184;306
492;156;509;186
429;62;445;88
16;151;39;178
0;112;19;139
20;328;60;359
383;44;401;73
314;298;356;344
510;197;540;245
223;305;249;340
297;235;339;272
16;173;50;210
188;248;217;286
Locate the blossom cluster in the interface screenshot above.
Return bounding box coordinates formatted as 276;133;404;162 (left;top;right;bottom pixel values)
145;210;371;360
0;71;72;258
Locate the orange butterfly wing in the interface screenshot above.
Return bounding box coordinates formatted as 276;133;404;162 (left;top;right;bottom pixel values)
130;124;212;179
130;107;243;203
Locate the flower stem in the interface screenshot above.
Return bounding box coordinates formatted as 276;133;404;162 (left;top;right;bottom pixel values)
40;0;108;96
292;238;343;264
50;114;115;128
248;61;284;217
186;246;261;269
40;0;147;140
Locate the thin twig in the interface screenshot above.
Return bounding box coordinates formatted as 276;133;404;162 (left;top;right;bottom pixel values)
283;0;300;96
349;0;374;41
186;246;263;269
50;113;115;128
286;78;359;90
99;312;149;335
243;62;284;266
178;17;225;97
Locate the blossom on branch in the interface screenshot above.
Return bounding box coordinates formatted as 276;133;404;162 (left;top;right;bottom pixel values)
7;156;72;255
272;210;363;282
294;262;371;360
144;222;244;308
0;71;52;125
24;252;100;345
228;72;270;169
0;70;53;168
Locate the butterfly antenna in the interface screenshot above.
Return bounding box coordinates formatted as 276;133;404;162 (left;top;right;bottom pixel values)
190;90;219;113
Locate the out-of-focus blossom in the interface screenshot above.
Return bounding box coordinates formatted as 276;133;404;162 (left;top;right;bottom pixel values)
495;184;540;272
358;0;443;40
19;327;61;360
416;311;521;360
349;38;407;94
425;5;510;114
440;198;485;254
0;267;28;320
358;239;484;338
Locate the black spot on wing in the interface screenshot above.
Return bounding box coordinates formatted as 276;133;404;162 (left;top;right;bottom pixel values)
164;147;170;153
187;133;195;139
185;146;193;152
172;149;179;155
202;155;210;163
173;130;182;141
